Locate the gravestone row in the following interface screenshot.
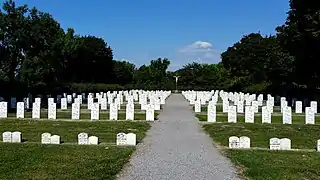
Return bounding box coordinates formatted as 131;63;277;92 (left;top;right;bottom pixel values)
2;132;137;146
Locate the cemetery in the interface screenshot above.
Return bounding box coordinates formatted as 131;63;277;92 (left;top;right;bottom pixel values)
183;90;320;179
1;0;319;179
0;90;170;179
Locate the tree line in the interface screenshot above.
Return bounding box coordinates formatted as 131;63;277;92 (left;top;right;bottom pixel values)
0;0;319;99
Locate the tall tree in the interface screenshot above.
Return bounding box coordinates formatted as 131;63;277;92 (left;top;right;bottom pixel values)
276;0;320;89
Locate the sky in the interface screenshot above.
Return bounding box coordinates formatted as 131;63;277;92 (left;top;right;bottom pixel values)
8;0;289;70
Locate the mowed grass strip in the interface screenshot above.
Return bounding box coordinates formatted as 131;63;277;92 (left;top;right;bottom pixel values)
225;149;320;180
202;122;320;149
7;112;159;120
202;120;320;179
0;119;150;144
0;143;135;180
196;114;317;124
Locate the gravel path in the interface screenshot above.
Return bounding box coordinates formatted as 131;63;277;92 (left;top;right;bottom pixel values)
117;94;239;180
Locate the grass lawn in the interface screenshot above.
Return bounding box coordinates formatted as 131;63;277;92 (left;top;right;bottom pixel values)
196;114;318;124
202;122;320;149
0;119;151;179
225;149;320;180
0;143;135;180
0;119;150;143
201;118;320;179
6;111;159;120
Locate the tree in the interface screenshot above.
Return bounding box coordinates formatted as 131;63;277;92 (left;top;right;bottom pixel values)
276;0;320;89
112;60;136;85
19;6;65;93
0;0;29;84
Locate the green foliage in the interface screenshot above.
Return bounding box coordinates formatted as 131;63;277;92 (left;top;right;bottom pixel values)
0;0;319;97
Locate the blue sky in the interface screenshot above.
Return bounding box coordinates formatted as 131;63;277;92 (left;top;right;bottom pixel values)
9;0;289;70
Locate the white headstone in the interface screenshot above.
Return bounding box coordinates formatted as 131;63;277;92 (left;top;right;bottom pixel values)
207;105;216;122
126;103;134;120
305;107;315;124
116;133;127;145
126;133;136;146
280;138;291;150
269;137;281;150
41;133;51;144
32;102;40;119
78;133;88;145
16;102;24;118
295;101;302;113
245;106;254;123
48;103;56;119
90;103;99;120
61;98;67;110
2;131;12;142
0;102;8;118
50;135;60;144
11;131;21;143
88;136;98;145
71;103;80;120
229;136;240;148
239;136;250;149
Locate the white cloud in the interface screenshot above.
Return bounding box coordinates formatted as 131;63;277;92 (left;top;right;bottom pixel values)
179;41;214;54
173;41;221;70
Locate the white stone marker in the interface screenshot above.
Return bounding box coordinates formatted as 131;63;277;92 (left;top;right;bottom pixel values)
262;106;271;123
311;101;317;113
32;102;40;119
229;136;240;149
305;107;315;124
126;133;136;146
72;103;80;120
116;133;127;145
0;102;8;118
295;101;302;113
207;105;216;123
78;132;88;145
48;103;56;119
2;131;12;142
109;103;118;120
126;103;134;120
91;103;99;120
245;106;254;123
16;102;24;118
41;133;51;144
282;107;292;124
61;98;67;110
239;136;250;149
88;136;98;145
227;106;237;123
280;138;291;150
269;138;281;150
50;135;60;144
11;131;22;143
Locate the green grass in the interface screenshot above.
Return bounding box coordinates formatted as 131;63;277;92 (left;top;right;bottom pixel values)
0;119;150;143
0;143;135;180
0;119;151;179
202;122;320;149
202;118;320;179
7;112;159;120
196;114;315;124
225;149;320;180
